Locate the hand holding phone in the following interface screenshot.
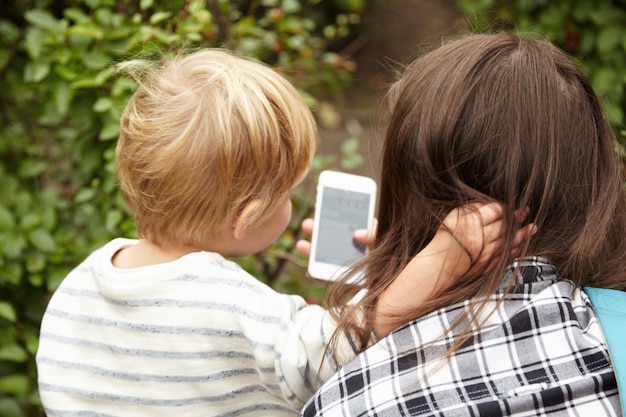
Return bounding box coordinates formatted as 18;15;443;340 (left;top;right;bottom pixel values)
307;171;377;281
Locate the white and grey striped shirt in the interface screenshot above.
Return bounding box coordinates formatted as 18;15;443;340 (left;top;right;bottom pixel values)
37;238;347;417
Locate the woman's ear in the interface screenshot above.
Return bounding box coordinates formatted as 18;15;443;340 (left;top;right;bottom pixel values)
232;199;263;240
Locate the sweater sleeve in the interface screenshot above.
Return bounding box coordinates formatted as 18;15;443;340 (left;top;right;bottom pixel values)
270;294;361;409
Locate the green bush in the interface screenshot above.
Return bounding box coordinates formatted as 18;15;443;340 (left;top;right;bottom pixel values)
457;0;626;151
0;0;366;414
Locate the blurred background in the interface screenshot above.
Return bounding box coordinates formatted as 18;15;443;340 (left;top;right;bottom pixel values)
1;0;626;414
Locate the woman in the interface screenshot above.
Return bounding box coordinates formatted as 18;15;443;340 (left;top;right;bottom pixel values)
301;32;626;416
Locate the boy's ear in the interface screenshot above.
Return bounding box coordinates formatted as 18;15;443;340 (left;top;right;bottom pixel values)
232;199;263;240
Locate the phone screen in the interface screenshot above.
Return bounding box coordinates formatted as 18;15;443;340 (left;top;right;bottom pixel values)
314;186;371;265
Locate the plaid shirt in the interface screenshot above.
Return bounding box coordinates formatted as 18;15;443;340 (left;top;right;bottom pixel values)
300;258;622;416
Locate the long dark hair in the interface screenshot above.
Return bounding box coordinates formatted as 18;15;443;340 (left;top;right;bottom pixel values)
327;32;626;358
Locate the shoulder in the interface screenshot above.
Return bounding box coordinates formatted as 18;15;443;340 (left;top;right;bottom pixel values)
300;270;620;416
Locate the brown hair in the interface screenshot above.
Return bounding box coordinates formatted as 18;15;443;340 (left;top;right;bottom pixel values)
116;49;317;248
327;32;626;357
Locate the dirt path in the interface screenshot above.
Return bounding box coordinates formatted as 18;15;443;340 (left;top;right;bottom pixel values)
316;0;464;180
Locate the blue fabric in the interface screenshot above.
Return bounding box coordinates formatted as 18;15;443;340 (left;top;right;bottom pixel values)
583;286;626;415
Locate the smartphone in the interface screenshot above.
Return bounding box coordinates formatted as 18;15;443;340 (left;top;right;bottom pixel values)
308;170;377;281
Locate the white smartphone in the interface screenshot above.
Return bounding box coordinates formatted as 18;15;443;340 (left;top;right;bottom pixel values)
308;170;377;281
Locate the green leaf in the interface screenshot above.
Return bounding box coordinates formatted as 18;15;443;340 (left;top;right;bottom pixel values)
71;76;101;89
125;29;148;51
74;188;96;203
149;27;180;44
0;20;20;43
14;191;33;214
55;47;72;65
54;79;73;116
93;97;113;113
0;397;21;417
2;234;27;259
64;7;91;23
592;67;617;96
0;302;17;322
0;374;30;395
111;77;137;97
589;7;618;25
0;261;23;285
311;154;336;172
54;63;79;81
29;273;45;287
78;142;104;175
18;159;48;178
100;121;120;140
105;209;123;231
40;189;61;207
24;28;48;59
579;28;596;54
282;0;302;14
23;328;40;355
603;100;624;126
26;252;47;274
341;153;363;170
20;213;39;230
24;61;50;82
39;98;65;125
22;328;40;356
0;49;9;70
82;50;111;70
47;267;69;292
71;67;115;89
0;206;15;231
85;0;103;8
150;11;172;25
40;205;58;230
597;26;623;55
67;24;105;40
107;26;137;41
0;344;28;362
140;0;154;10
25;9;62;32
28;229;57;252
94;7;114;26
341;136;360;155
95;67;116;85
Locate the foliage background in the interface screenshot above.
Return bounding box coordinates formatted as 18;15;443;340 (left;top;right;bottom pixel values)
0;0;366;414
1;0;625;415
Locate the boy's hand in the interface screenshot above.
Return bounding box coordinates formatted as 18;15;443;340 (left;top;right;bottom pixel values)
294;219;315;257
295;219;376;258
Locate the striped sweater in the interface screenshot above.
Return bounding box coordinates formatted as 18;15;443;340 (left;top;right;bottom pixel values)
37;238;346;417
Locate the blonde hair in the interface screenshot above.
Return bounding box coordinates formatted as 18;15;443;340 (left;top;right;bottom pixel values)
116;49;317;248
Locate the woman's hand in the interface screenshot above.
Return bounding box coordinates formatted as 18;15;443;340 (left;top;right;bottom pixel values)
373;202;537;337
438;202;536;281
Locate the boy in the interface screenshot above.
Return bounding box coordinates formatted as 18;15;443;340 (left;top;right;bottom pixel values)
36;48;527;416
